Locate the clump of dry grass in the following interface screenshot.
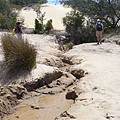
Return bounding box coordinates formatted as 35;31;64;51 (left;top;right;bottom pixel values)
1;34;37;73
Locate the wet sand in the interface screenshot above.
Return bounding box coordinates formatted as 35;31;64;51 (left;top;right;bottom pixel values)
3;92;73;120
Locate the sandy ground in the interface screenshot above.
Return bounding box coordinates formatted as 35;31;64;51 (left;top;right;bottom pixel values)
19;4;71;30
57;42;120;120
2;37;120;120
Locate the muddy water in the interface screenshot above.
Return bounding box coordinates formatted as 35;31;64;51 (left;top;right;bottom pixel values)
3;92;73;120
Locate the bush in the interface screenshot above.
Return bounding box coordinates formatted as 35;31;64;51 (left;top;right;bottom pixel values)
0;0;17;30
1;34;37;73
34;19;43;34
45;19;53;33
66;42;74;50
104;27;120;35
63;11;96;45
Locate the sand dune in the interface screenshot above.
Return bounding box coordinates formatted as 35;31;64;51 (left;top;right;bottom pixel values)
19;4;71;30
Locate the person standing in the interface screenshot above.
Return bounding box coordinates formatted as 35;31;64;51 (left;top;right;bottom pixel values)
96;19;103;44
15;20;23;38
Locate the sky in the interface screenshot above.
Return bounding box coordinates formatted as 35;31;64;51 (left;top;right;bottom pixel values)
47;0;62;5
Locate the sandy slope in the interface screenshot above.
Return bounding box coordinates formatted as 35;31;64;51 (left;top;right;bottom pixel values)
57;42;120;120
19;4;71;30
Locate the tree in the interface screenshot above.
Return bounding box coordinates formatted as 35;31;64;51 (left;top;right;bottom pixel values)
8;0;47;5
34;18;43;34
0;0;17;30
61;0;120;28
45;19;53;33
33;4;46;24
63;10;96;44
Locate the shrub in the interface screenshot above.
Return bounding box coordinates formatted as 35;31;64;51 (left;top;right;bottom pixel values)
104;27;120;35
65;42;74;51
45;19;53;33
0;0;17;30
1;34;37;73
63;11;96;45
34;19;43;34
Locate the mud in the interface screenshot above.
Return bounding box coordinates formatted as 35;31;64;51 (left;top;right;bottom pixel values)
3;92;74;120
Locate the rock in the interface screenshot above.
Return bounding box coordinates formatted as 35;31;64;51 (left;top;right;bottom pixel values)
0;85;26;118
60;111;76;119
31;105;40;109
70;67;85;79
56;72;76;88
116;40;120;45
0;86;18;119
7;85;27;99
44;57;64;68
22;65;63;91
61;55;74;65
36;87;63;94
73;86;84;95
65;88;78;100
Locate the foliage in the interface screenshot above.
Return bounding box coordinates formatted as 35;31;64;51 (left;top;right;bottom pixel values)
104;27;120;35
1;34;37;73
0;0;47;30
33;4;46;34
33;4;46;24
61;0;120;29
8;0;47;6
34;18;53;34
63;11;96;44
0;0;17;30
45;19;53;33
66;42;74;50
34;19;43;34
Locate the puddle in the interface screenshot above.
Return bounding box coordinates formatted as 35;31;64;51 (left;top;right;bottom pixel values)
2;92;74;120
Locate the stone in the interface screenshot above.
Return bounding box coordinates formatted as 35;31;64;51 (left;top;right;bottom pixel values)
70;68;85;79
65;88;78;100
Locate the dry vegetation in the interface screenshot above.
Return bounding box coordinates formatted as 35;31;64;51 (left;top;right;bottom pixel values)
1;34;37;74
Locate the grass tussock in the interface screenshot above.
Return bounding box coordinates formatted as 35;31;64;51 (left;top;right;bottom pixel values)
1;34;37;73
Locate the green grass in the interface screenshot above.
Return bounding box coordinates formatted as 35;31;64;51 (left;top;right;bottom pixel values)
1;34;37;73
